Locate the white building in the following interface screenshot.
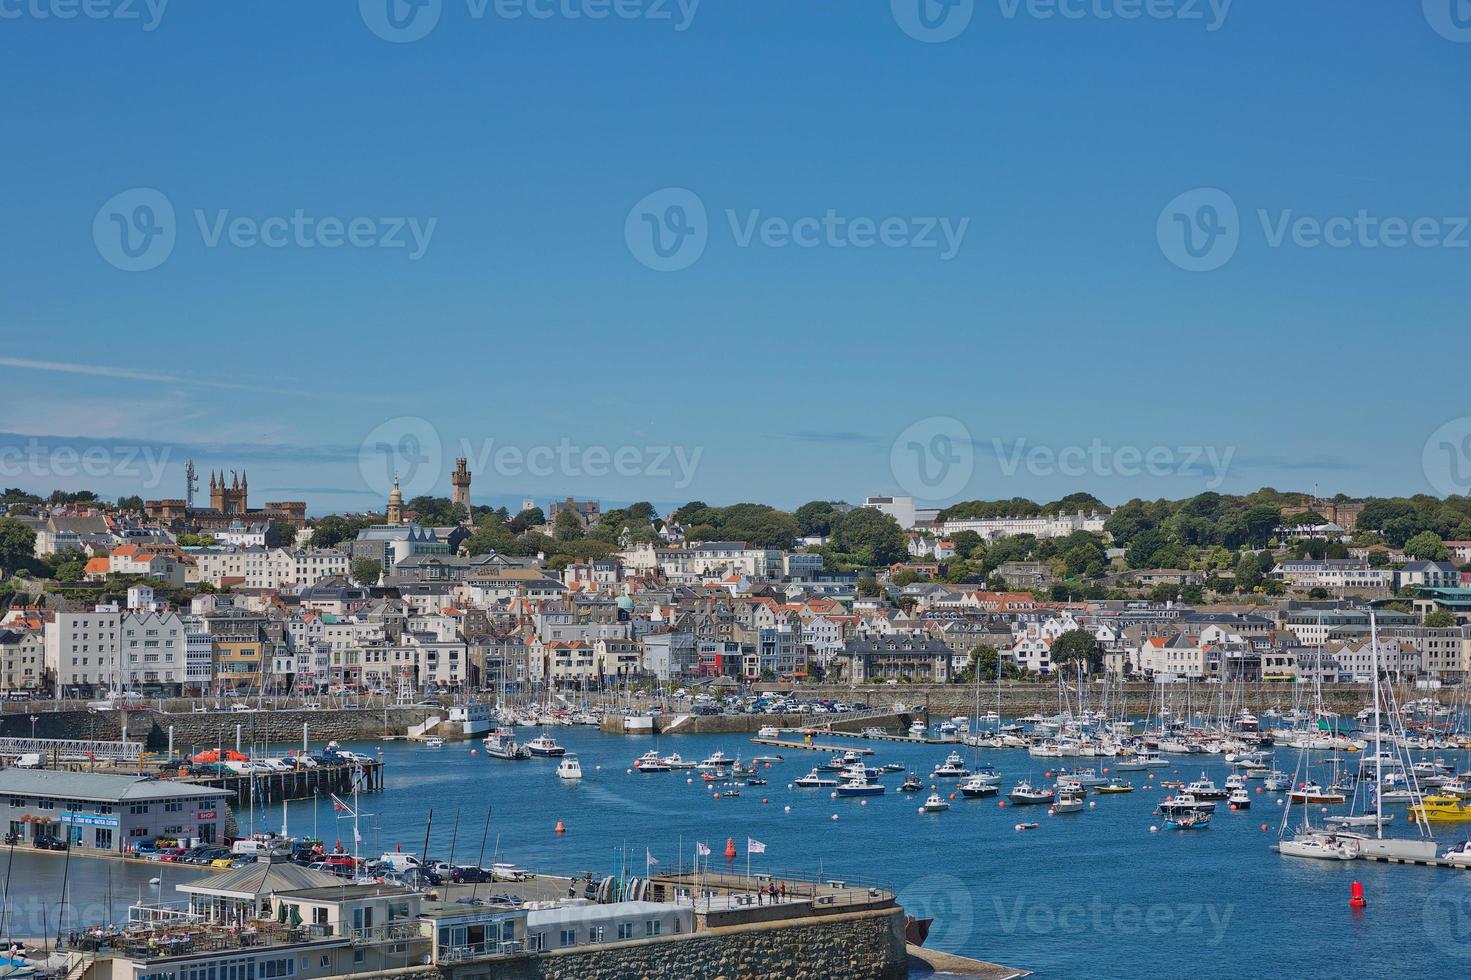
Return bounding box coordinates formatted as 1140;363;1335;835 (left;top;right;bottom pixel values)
936;510;1108;542
120;611;187;692
44;607;121;697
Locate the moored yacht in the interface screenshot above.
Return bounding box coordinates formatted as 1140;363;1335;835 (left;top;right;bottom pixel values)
835;772;885;797
633;750;671;773
1288;781;1346;805
483;728;531;761
1051;790;1085;814
920;792;951;812
795;769;840;788
1276;831;1358;861
931;752;971;779
1184;773;1228;800
959;775;999;798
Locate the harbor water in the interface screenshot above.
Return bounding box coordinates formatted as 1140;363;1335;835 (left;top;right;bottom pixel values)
10;729;1471;976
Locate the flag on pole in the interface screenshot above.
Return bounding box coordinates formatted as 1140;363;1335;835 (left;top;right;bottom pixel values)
330;793;354;814
696;842;711;857
747;838;767;854
646;850;659;866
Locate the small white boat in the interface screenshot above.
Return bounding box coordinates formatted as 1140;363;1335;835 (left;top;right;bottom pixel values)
633;750;671;773
424;736;445;748
757;726;781;739
1325;813;1393;828
556;754;583;780
835;772;885;797
1262;772;1291;791
920;792;950;813
931;751;971;779
1227;788;1251;810
1051;791;1085;814
1442;840;1471;866
699;751;735;769
959;775;998;798
1008;781;1054;806
1288;782;1346;805
662;753;699;769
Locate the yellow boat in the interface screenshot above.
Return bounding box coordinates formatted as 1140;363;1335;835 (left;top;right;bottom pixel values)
1095;781;1135;794
1409;795;1471;822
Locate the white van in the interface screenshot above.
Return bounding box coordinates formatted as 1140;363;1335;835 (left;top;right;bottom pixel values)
14;753;42;769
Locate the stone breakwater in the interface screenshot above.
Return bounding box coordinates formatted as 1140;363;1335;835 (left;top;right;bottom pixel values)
755;683;1449;719
0;707;439;750
436;906;909;980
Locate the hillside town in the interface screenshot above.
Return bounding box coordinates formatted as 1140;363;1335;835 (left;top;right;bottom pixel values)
2;468;1470;700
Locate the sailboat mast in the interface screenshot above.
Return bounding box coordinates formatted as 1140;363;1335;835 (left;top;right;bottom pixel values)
1370;609;1383;837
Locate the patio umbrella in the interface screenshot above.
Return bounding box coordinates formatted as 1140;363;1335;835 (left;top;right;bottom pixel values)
276;903;287;924
288;906;301;928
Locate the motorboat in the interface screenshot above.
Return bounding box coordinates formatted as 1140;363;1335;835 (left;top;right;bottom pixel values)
423;736;445;748
959;775;998;798
1288;782;1346;805
931;752;971;779
835;772;885;797
795;769;841;788
1184;774;1228;800
483;729;530;760
1061;768;1107;787
556;754;583;780
1442;840;1471;866
699;751;736;770
899;773;924;793
1163;812;1211;831
757;725;781;739
1227;788;1251;810
880;762;907;773
526;734;566;758
1051;791;1085;814
1096;779;1134;794
908;721;927;738
633;750;671;773
1277;832;1358;861
1008;781;1054;806
1411;795;1471;822
1114;750;1167;771
920;792;951;813
1158;793;1216;815
745;776;767;787
662;753;698;770
1262;772;1291;792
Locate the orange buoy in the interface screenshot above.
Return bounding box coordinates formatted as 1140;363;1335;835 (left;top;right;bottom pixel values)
998;800;1006;808
1349;881;1366;909
554;820;566;834
724;837;737;860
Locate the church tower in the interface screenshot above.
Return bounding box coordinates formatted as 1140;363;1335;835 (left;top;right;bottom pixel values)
451;457;472;522
386;476;404;525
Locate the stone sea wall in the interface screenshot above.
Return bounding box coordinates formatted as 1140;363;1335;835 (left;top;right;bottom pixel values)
0;707;438;750
442;906;908;980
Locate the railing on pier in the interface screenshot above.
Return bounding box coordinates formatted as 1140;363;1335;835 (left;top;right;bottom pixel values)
0;737;140;763
127;902;202;927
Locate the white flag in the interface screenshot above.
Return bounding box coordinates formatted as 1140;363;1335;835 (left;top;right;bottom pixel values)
646;850;659;866
747;838;766;854
696;842;710;857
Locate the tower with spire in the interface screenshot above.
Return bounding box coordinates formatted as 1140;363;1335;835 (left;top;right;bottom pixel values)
451;457;473;525
386;476;404;525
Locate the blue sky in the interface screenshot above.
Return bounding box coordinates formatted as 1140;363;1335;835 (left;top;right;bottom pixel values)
2;1;1469;515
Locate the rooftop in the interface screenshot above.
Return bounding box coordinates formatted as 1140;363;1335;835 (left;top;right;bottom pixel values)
0;770;232;804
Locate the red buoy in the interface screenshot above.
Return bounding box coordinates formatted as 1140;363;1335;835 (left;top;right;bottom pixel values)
1350;881;1366;909
555;820;566;834
724;837;737;860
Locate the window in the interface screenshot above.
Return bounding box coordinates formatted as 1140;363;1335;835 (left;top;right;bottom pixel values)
559;929;576;947
646;920;661;937
617;923;634;940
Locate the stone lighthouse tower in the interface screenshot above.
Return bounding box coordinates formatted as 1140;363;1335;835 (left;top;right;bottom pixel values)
451;457;473;524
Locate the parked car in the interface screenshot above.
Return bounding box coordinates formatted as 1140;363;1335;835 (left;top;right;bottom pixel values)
453;865;493;883
33;835;68;851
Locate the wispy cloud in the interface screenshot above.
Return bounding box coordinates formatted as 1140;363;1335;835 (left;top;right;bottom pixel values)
783;430;883;445
0;356;302;396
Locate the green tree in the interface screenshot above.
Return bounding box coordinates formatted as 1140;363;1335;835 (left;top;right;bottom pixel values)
309;515;370;549
0;518;36;574
53;559;84;583
1425;610;1457;628
856;576;880;597
794;501;843;537
553;510;584;542
268;522;298;549
115;495;145;511
828;509;908;566
1125;528;1169;569
350;557;382;586
1050;629;1104;673
1234;552;1264;591
1404;531;1449;561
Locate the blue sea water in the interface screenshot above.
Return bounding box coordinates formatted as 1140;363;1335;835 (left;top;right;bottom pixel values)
11;730;1471;977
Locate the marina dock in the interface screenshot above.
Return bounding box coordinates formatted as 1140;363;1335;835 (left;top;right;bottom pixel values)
750;737;876;755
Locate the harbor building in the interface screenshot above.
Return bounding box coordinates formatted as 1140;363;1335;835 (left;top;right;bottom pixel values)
0;770;232;851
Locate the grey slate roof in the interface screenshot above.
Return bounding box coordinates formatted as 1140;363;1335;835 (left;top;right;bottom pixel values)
0;770;233;803
178;860;346;899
